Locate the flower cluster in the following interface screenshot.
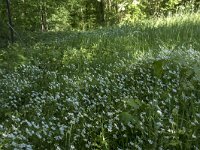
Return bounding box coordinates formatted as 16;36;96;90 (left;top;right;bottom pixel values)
0;46;200;149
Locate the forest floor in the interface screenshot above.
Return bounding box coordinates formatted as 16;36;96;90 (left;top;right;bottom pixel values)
0;12;200;149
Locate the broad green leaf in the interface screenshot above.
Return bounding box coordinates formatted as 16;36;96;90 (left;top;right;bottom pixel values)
126;99;141;109
119;112;134;124
153;59;165;78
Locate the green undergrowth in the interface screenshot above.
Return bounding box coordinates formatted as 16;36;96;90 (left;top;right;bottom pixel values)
0;13;200;149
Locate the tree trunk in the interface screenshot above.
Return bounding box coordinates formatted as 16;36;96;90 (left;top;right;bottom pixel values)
5;0;14;43
96;0;105;26
40;3;48;32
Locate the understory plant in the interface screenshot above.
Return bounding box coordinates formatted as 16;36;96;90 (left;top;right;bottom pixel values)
0;46;200;149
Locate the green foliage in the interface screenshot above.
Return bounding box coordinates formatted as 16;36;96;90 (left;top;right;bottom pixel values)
0;44;27;71
1;0;199;33
0;2;9;47
0;13;200;149
0;21;9;48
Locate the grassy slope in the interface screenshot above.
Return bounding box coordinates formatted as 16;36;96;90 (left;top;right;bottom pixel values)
0;13;200;149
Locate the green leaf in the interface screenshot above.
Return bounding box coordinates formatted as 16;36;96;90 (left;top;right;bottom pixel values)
153;59;165;78
126;99;141;109
172;108;178;116
119;111;140;125
119;112;134;124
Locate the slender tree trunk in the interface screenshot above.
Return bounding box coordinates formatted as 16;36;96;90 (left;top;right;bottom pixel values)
5;0;14;43
40;3;47;32
100;0;105;25
108;0;112;11
96;0;105;26
85;2;89;29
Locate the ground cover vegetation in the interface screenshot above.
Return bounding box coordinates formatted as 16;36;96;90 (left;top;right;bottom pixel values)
0;0;200;149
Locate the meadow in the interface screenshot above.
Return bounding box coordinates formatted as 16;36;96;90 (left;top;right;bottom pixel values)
0;13;200;149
